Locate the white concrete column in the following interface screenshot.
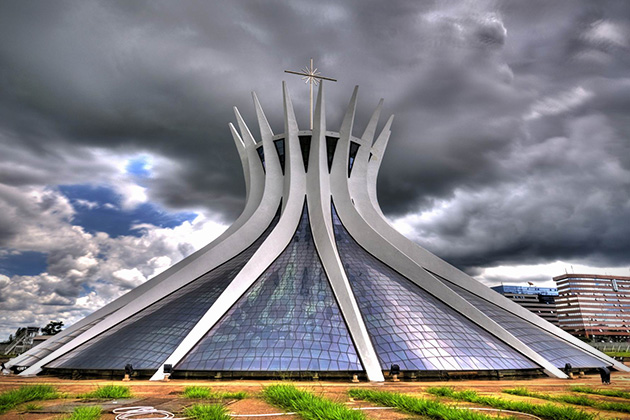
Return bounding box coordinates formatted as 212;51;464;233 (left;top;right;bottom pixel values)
305;83;384;382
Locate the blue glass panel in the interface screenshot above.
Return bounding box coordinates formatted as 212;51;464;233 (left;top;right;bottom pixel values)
274;139;285;174
46;210;281;371
177;204;362;372
326;136;338;173
256;146;265;172
434;275;607;368
299;135;311;172
331;206;538;371
348;141;360;177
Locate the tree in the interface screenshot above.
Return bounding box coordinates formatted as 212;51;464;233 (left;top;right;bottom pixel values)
41;321;64;335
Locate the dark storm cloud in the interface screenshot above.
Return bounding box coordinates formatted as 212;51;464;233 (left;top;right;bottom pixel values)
1;0;630;277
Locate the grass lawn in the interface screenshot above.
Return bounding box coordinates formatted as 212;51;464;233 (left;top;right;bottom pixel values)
0;372;629;419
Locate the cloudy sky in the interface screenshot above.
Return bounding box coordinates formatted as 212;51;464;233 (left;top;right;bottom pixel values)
1;0;629;339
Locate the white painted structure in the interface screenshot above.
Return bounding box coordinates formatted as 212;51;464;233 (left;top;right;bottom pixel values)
11;83;627;381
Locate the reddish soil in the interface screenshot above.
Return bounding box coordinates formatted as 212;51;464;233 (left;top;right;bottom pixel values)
0;371;629;419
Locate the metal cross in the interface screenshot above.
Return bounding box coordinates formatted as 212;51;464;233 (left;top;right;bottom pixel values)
285;58;337;129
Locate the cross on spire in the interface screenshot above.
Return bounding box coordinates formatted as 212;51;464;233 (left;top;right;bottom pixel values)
285;58;337;129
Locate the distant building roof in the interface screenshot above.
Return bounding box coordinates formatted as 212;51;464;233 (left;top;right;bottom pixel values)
553;273;630;282
491;285;558;296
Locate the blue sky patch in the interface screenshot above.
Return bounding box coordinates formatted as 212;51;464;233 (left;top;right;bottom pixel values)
59;184;197;238
0;251;48;276
126;155;151;178
80;283;96;296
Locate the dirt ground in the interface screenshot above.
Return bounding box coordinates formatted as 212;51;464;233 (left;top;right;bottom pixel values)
1;371;630;419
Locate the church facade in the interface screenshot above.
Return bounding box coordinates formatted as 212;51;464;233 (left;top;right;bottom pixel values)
9;83;625;381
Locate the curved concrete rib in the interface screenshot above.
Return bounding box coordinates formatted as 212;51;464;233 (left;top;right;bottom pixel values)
150;82;306;380
365;116;393;221
253;92;274;143
230;120;250;202
361;98;383;144
305;83;384;382
226;122;260;236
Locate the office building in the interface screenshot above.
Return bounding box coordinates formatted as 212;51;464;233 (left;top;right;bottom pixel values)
554;274;630;339
491;285;559;325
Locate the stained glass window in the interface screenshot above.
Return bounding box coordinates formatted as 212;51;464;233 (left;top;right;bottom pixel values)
332;205;539;371
176;204;362;372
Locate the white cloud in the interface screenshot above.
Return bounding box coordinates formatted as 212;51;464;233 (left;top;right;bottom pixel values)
0;274;9;290
112;267;146;288
525;86;593;120
115;182;148;210
475;261;630;288
584;20;628;48
391;113;630;277
0;177;228;339
74;199;99;209
0;185;78;252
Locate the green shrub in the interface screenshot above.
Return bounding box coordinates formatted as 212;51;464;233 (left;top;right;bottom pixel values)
555;394;593;406
348;388;506;420
184;386;213;399
502;387;529;397
504;387;591;405
264;384;365;420
603;351;630;358
184;403;231;420
222;391;247;400
216;391;247;400
597;401;630;413
570;386;630;400
428;386;594;420
504;386;630;414
68;405;102;420
79;385;132;399
0;384;59;414
183;386;246;400
22;402;43;412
